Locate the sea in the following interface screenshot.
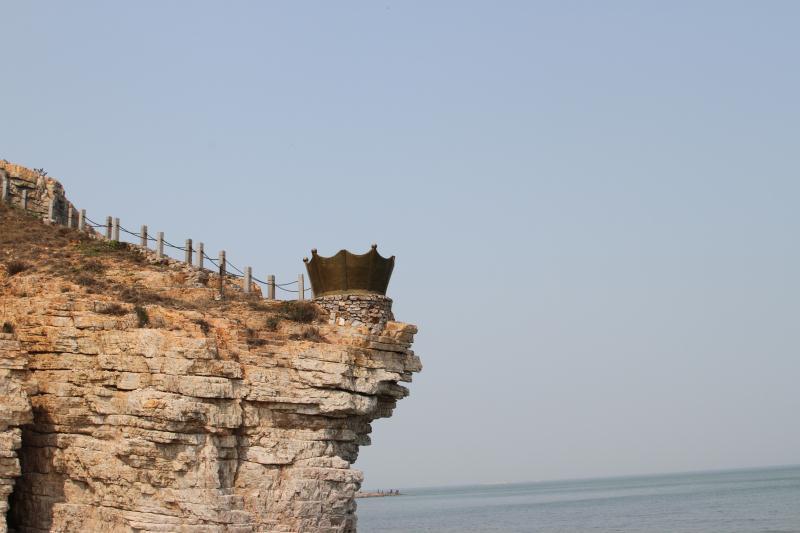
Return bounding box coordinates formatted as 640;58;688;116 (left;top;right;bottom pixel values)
356;465;800;532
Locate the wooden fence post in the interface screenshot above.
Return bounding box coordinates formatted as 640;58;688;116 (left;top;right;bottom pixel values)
267;275;275;300
244;267;252;294
1;176;7;203
196;242;204;269
156;232;164;259
218;251;226;299
78;209;86;232
106;216;112;239
21;190;28;210
298;274;305;301
113;218;120;242
185;239;193;265
140;225;148;248
67;206;74;228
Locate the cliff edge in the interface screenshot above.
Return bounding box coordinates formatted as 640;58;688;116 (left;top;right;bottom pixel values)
0;163;421;532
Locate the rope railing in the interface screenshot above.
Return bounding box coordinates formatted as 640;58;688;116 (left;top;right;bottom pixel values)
1;184;315;300
75;211;311;300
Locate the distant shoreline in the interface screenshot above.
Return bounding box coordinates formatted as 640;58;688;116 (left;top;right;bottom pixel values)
356;491;402;499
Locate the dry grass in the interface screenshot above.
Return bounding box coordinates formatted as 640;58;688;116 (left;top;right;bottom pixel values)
82;261;105;274
98;303;127;316
134;306;149;327
265;315;280;331
245;327;267;347
247;300;272;313
5;261;29;276
194;319;211;334
278;301;319;323
290;326;323;343
75;274;101;288
118;287;172;306
1;204;277;327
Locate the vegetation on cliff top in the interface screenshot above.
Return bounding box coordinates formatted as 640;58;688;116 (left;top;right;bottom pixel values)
1;202;323;342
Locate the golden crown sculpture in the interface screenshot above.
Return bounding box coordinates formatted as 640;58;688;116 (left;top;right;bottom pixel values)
303;244;395;297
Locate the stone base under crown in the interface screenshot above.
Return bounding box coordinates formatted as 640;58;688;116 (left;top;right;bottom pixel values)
314;294;394;334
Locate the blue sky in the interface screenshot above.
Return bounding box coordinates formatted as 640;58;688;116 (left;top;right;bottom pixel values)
2;1;799;488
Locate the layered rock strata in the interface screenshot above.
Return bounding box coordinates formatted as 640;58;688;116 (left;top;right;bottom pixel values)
0;333;33;533
0;167;420;532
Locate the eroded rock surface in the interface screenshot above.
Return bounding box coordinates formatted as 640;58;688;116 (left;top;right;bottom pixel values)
0;168;420;532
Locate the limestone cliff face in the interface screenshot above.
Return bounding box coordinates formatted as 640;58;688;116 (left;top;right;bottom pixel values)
0;168;420;532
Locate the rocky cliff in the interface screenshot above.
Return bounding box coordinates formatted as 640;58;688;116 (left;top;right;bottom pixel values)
0;164;421;532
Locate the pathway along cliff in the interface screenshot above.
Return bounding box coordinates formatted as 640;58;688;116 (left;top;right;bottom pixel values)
0;162;421;532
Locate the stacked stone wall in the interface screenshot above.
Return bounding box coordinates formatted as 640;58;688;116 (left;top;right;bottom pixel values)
314;294;395;334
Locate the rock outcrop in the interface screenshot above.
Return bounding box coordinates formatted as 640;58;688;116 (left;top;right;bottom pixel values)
0;165;420;532
0;161;75;226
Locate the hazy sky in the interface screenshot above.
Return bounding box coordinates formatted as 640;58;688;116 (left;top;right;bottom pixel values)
3;2;799;488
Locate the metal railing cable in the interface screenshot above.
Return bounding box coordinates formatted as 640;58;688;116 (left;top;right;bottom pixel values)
250;274;311;293
86;217;312;295
84;216;106;229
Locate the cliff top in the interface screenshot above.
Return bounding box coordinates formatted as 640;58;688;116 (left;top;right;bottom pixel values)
1;200;315;330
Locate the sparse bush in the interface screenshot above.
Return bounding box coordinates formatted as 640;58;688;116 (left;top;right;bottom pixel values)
78;240;126;257
134;306;149;327
246;337;267;347
302;326;322;342
265;315;280;332
290;326;323;343
6;261;29;276
1;322;14;334
248;301;271;313
194;319;210;334
75;275;100;288
279;301;318;324
83;261;105;274
98;303;127;316
119;287;168;306
245;327;267;347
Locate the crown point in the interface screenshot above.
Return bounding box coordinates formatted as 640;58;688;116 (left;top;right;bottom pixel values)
312;248;317;254
303;257;309;263
371;243;378;249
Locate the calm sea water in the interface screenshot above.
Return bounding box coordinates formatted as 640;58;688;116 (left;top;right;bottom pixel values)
356;465;800;532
